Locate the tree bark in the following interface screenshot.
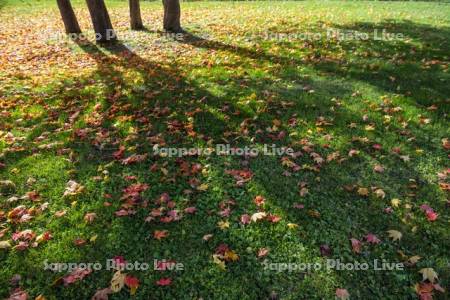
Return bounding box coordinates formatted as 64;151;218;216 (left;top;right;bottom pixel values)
129;0;143;30
85;0;117;43
56;0;81;34
162;0;181;32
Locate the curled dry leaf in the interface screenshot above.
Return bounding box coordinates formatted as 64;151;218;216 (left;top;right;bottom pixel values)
110;271;126;293
202;234;213;241
153;230;169;240
257;248;269;258
84;212;97;224
92;288;112;300
350;238;362;254
240;214;250;224
63;268;92;286
251;212;267;222
335;288;350;300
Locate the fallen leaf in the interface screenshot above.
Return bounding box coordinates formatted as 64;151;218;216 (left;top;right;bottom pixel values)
387;230;402;241
124;275;139;295
202;234;213;241
357;187;369;196
287;223;299;229
257;248;269;258
217;220;230;230
419;268;438;283
408;255;421;265
110;271;125;293
92;288;112;300
154;230;169;240
212;254;226;270
7;288;28;300
84;212;97;224
350;238;362;254
223;250;239;262
240;214;250;224
63;268;92;286
251;212;266;222
254;195;265;206
335;288;350;300
156;277;172;286
391;198;401;208
0;240;12;249
365;233;381;244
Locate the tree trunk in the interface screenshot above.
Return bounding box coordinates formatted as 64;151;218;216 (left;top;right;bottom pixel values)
85;0;117;43
56;0;81;34
129;0;143;30
162;0;181;32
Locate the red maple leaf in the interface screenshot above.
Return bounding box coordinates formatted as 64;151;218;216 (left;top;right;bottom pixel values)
365;233;381;244
156;277;172;286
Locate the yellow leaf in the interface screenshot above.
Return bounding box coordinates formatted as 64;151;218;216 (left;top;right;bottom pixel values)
0;241;11;249
408;255;421;265
287;223;299;229
110;271;126;293
387;230;402;241
90;235;98;243
357;187;369;196
130;286;137;295
217;220;229;230
212;254;226;270
197;183;209;191
419;268;438;283
36;234;47;244
391;198;401;208
224;250;239;262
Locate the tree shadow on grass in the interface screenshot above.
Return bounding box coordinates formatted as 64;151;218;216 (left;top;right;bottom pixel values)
61;39;346;298
317;20;450;111
176;21;449;115
68;36;450;298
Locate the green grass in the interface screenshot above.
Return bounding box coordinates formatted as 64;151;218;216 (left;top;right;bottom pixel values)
0;0;449;299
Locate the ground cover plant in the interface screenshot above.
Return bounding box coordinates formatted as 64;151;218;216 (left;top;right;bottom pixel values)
0;0;449;299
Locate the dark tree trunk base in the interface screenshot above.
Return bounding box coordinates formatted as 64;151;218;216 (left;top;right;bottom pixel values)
163;0;181;33
57;0;82;34
130;0;144;30
86;0;117;43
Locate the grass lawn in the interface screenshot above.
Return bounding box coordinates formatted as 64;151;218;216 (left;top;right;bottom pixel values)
0;0;449;299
